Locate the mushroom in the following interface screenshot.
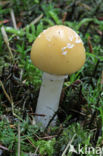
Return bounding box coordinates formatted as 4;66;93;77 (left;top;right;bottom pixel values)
30;25;86;127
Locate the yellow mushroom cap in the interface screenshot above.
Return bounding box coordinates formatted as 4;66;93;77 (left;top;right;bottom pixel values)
31;25;86;75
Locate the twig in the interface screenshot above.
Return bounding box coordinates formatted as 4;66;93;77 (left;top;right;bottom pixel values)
69;108;86;116
1;26;14;61
89;94;101;129
84;21;93;34
0;144;9;151
34;146;39;155
88;36;93;53
61;134;76;156
20;69;23;81
45;110;58;131
0;80;12;103
10;9;20;40
0;80;23;121
7;13;43;41
62;12;67;23
55;124;64;139
31;113;46;117
80;3;91;10
10;9;18;30
26;137;36;149
101;71;103;85
18;124;20;156
92;60;100;77
41;135;57;140
23;13;43;31
0;1;9;6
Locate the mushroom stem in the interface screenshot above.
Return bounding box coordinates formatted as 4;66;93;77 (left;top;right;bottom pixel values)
35;72;67;127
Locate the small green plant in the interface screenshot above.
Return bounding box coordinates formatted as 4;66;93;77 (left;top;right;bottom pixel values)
37;139;56;156
16;42;41;87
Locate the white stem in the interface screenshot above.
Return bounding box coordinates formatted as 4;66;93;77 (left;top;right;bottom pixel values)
35;72;67;127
